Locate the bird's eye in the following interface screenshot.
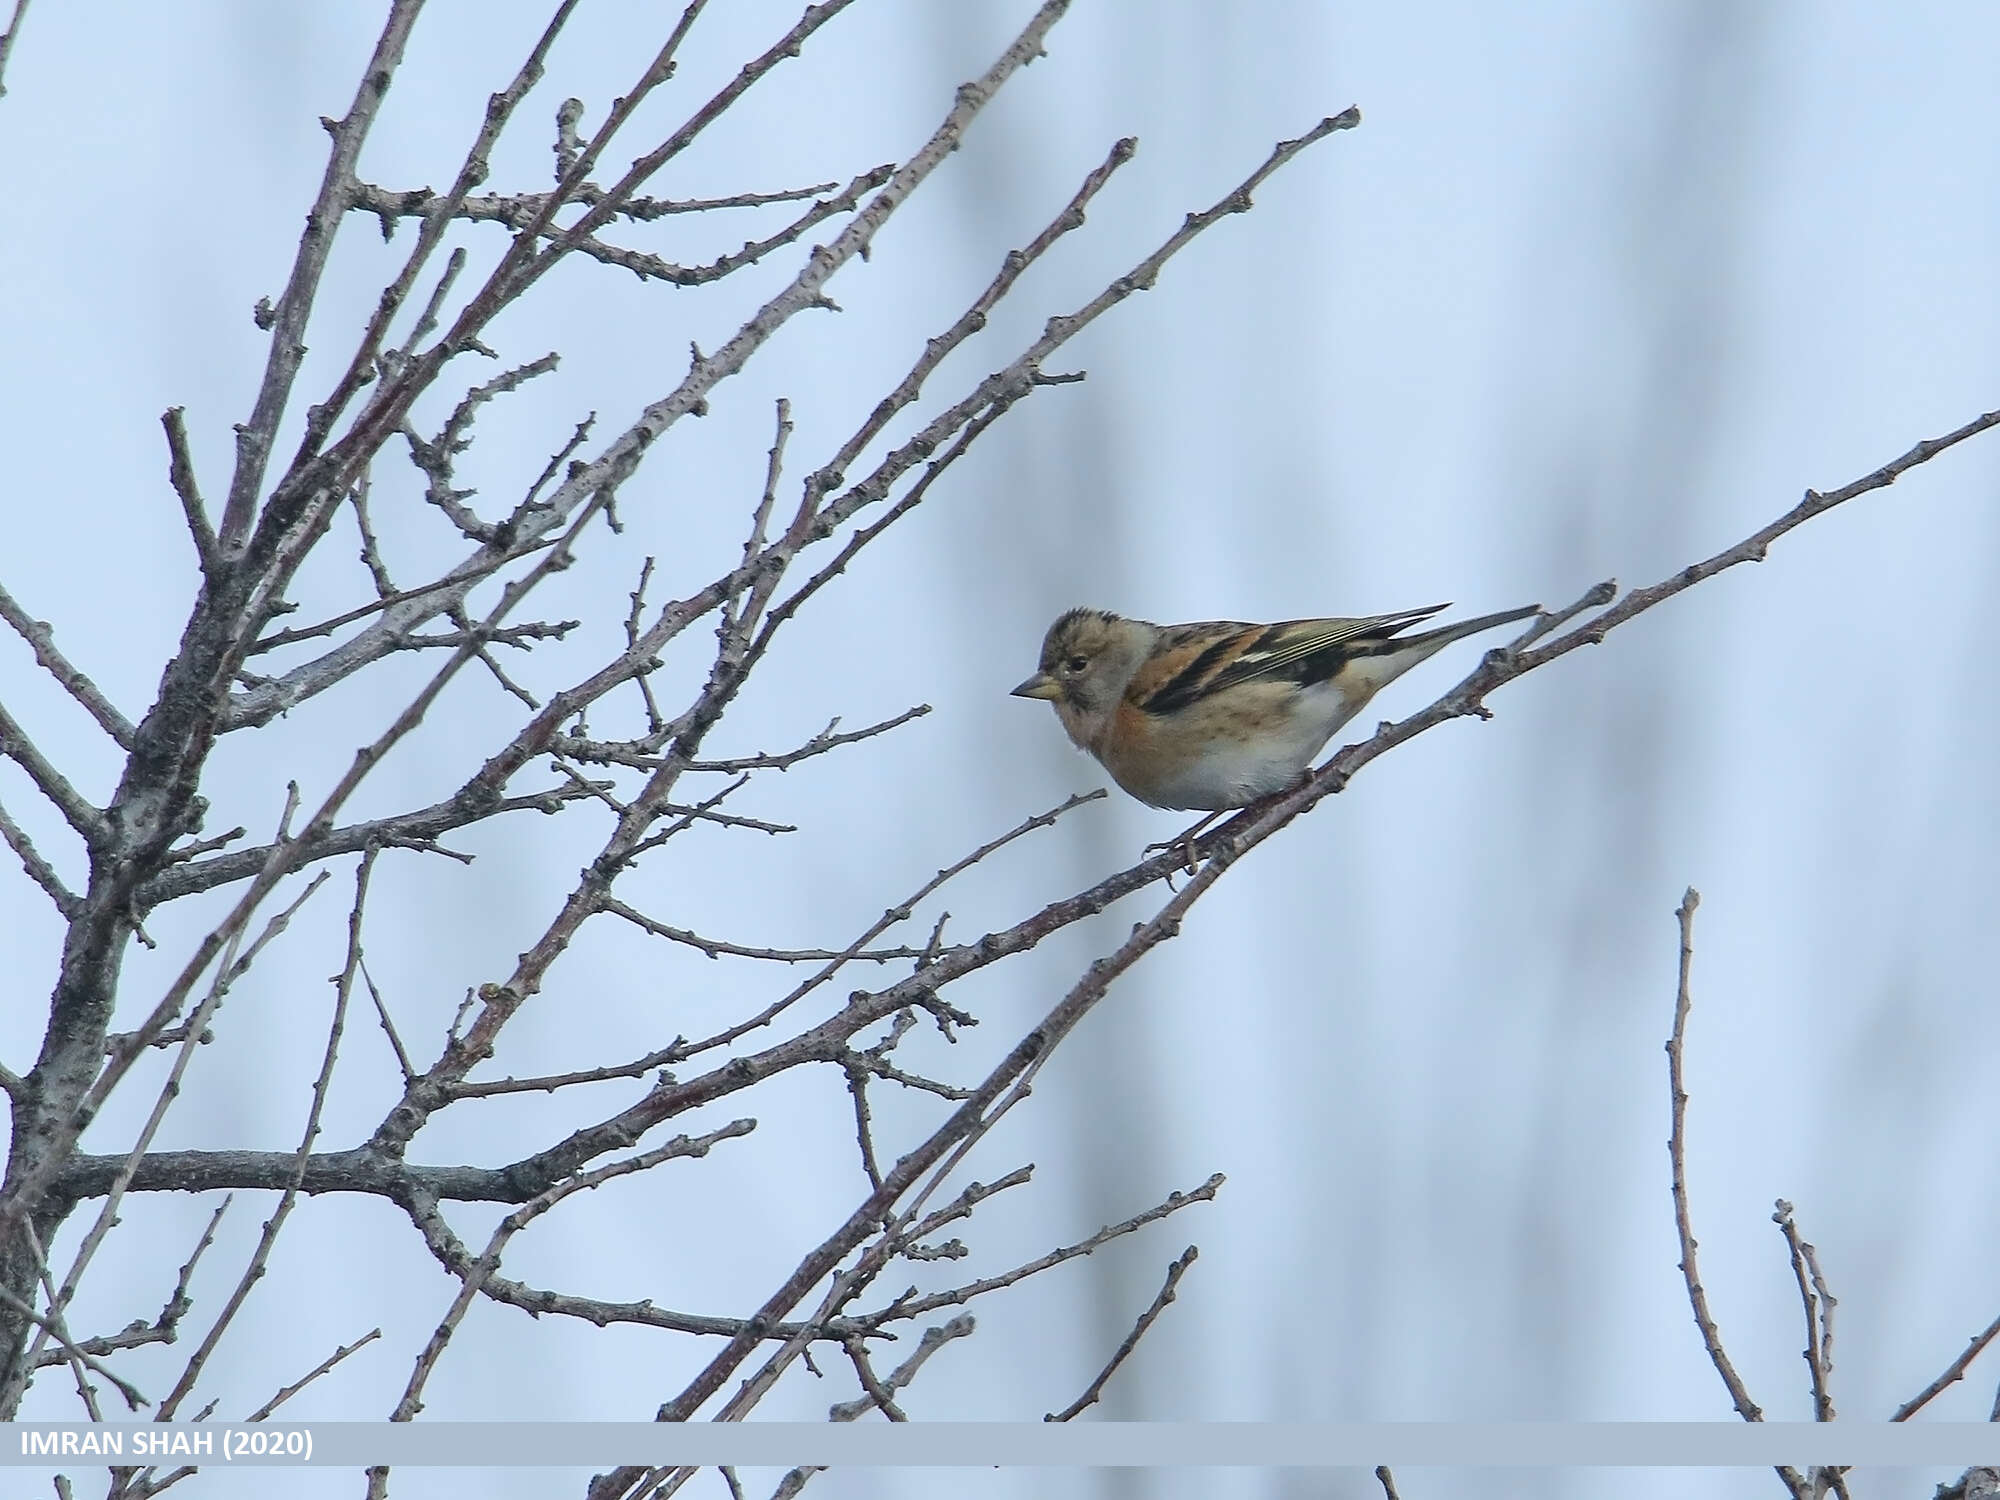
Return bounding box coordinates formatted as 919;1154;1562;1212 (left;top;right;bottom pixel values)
1064;654;1088;673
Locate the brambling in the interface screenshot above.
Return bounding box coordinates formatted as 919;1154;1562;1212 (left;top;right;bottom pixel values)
1011;602;1540;813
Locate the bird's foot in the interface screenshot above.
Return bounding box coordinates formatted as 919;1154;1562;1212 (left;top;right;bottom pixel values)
1144;810;1228;880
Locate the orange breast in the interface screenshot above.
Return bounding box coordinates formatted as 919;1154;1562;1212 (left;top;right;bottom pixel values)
1097;701;1168;803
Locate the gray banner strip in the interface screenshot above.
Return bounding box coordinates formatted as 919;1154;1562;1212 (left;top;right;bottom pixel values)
7;1423;2000;1467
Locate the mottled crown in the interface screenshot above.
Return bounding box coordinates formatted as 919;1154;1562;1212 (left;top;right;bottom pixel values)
1038;608;1126;672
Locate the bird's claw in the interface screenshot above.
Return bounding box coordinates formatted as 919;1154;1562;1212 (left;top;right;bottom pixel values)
1145;811;1226;881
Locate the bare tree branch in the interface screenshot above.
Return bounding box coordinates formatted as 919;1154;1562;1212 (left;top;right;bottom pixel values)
1772;1200;1837;1424
864;1176;1222;1328
380;1118;756;1425
765;1316;978;1499
559;705;933;774
351;164;894;287
1668;892;1807;1500
216;0;428;544
0;1284;145;1413
244;1328;382;1421
159;408;220;584
828;1315;973;1422
1895;1308;2000;1422
8;0;1997;1468
0;697;104;845
1667;892;1758;1416
154;851;378;1420
678;788;1104;1060
137;780;603;908
222;0;1050;733
0;585;135;748
601;902;929;966
36;1196;224;1389
1045;1244;1198;1421
0;792;79;917
1773;1200;1849;1500
0;0;32;98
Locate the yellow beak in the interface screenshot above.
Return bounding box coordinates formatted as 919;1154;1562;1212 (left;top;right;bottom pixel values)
1010;672;1063;701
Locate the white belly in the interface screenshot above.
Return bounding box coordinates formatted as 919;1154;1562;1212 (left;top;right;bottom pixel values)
1135;682;1359;811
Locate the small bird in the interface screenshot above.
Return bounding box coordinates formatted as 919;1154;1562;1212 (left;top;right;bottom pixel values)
1011;602;1540;813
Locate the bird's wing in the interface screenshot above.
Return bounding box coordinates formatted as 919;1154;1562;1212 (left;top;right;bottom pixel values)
1133;606;1447;716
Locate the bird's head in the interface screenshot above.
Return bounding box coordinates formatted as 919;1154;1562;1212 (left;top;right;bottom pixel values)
1011;608;1152;736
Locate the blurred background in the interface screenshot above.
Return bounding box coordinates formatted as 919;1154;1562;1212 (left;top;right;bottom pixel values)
3;2;1999;1497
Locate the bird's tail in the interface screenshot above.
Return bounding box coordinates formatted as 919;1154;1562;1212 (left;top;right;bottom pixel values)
1397;602;1541;653
1341;602;1541;701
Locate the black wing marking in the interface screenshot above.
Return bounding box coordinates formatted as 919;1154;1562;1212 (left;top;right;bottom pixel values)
1187;606;1447;703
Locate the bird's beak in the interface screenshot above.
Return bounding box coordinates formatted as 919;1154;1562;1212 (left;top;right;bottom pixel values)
1010;672;1062;701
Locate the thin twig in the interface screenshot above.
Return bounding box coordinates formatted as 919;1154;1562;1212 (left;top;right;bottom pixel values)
1668;892;1807;1500
244;1329;382;1421
602;900;925;964
1773;1200;1850;1500
357;955;417;1084
845;1049;970;1103
390;246;467;367
159;1197;229;1330
899;1167;1036;1249
845;1063;884;1193
17;1219;115;1418
1772;1200;1836;1423
2;785;306;1405
349;164;892;288
349;475;396;597
0;1284;145;1412
443;1044;684;1101
564;704;932;773
395;1181;879;1343
1667;889;1753;1419
826;1315;973;1422
320;1;846;716
0;0;34;98
838;1337;904;1420
1894;1309;2000;1421
355;176;865;230
0;697;105;845
138;780;605;909
384;1119;755;1424
0;792;79;917
798;131;1138;535
253;0;585;539
1045;1244;1198;1421
0;584;136;747
862;1175;1223;1327
676;788;1104;1057
764;1316;976;1500
159;408;220;582
216;0;428;542
156;851;377;1419
7;852;327;1407
721;399;791;646
626;557;666;734
246;557;554;654
40;1196;227;1380
163;824;247;865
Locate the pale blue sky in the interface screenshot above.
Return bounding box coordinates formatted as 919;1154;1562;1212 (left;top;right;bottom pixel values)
3;4;1998;1498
